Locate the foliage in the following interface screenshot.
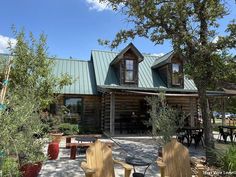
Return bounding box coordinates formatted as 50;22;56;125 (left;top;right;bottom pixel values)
216;145;236;171
58;123;79;135
99;0;236;162
43;105;72;133
8;29;72;109
0;93;47;169
145;93;185;145
0;29;73;174
226;98;236;113
1;156;21;177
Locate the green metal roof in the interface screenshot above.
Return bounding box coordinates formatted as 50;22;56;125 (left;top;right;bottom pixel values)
1;49;197;95
92;50;197;91
52;58;97;95
152;51;174;69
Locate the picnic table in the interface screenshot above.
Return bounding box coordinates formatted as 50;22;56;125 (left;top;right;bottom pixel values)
178;127;204;147
220;125;236;142
65;134;102;148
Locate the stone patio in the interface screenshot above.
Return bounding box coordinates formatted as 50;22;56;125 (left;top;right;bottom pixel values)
39;136;206;177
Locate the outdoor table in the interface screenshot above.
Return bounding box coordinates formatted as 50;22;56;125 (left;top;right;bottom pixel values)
125;156;151;177
65;134;101;148
221;126;236;142
181;127;204;147
75;136;97;143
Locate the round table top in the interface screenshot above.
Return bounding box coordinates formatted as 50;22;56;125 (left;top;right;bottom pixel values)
125;156;151;166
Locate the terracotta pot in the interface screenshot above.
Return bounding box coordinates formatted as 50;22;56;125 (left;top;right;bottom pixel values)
50;133;63;143
47;142;59;160
20;162;42;177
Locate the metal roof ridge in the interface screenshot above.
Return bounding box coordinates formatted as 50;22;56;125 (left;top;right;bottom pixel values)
50;57;89;62
91;49;170;58
91;49;118;54
157;50;174;60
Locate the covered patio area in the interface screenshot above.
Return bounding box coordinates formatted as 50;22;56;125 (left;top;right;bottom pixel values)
98;86;201;135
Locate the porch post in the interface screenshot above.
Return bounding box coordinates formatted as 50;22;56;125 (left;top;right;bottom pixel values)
110;92;115;135
221;97;225;126
190;97;195;127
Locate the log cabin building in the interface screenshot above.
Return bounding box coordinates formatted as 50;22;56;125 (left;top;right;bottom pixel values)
1;43;229;135
51;43;214;135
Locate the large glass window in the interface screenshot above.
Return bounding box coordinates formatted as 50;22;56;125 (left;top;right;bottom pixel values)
172;63;181;85
125;59;134;82
64;98;83;122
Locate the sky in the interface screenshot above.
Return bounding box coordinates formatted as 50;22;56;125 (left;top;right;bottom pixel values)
0;0;235;60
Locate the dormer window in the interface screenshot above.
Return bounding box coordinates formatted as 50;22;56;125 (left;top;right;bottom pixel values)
110;43;144;86
125;59;134;82
172;63;181;86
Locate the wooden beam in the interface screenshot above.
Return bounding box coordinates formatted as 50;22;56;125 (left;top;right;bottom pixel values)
110;93;115;135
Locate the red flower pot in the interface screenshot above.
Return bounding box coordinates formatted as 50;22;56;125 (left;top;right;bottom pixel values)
20;162;42;177
47;142;59;160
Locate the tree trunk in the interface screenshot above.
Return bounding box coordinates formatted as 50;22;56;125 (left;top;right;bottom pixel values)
197;86;216;164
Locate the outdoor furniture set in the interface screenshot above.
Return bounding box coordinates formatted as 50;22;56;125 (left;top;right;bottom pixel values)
80;139;205;177
218;125;236;143
177;127;204;148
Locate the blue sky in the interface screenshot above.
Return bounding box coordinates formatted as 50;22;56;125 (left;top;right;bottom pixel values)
0;0;235;60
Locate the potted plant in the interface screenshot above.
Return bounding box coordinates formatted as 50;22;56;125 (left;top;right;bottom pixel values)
19;153;46;177
17;123;47;177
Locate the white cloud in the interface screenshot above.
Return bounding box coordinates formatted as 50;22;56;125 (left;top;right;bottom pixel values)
152;53;164;57
0;35;16;53
85;0;111;11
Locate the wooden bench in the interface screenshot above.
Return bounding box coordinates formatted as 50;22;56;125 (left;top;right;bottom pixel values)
66;141;114;159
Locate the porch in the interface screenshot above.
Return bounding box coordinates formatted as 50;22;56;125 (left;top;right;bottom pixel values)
99;87;200;135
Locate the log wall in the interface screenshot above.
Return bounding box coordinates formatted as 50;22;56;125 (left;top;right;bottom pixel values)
55;94;101;129
101;93;199;133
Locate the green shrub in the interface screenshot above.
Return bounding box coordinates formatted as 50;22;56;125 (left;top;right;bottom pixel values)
217;145;236;171
2;157;21;177
58;123;79;135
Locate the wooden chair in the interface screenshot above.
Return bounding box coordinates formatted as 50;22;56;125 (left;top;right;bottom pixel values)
157;139;204;177
81;140;133;177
